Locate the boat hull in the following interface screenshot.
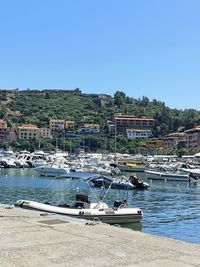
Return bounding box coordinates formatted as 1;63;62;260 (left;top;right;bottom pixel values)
145;170;189;181
119;166;145;172
35;166;69;177
15;200;142;224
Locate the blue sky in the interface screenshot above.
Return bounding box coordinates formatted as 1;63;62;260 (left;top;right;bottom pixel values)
0;0;200;110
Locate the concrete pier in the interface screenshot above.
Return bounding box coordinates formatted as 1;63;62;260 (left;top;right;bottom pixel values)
0;206;200;267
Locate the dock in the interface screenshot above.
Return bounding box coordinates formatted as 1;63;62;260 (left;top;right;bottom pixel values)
0;206;200;267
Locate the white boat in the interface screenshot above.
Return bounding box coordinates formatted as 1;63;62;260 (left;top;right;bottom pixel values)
15;194;142;224
35;165;71;177
145;170;191;181
180;168;200;178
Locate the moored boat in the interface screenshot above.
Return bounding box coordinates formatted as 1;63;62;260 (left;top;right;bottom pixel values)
35;165;71;177
118;162;145;172
145;169;194;181
88;175;149;190
15;194;143;224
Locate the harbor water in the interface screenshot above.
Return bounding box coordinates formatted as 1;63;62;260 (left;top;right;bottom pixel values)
0;168;200;244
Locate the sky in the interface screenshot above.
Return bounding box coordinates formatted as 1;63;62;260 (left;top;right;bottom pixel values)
0;0;200;110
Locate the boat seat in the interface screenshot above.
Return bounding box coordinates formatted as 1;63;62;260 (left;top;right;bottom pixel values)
114;200;127;208
73;201;90;209
114;201;123;208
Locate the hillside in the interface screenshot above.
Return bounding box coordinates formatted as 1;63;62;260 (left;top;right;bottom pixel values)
1;89;200;138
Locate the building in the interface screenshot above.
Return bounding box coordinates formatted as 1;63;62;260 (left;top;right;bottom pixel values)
114;113;155;135
49;119;65;132
163;133;186;149
40;128;52;139
80;124;100;134
145;138;164;151
0;127;17;143
126;129;152;139
65;121;75;130
17;124;40;140
0;128;9;143
162;136;175;148
185;127;200;150
0;119;7;128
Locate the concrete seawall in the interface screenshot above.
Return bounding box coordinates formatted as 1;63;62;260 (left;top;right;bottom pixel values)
0;206;200;267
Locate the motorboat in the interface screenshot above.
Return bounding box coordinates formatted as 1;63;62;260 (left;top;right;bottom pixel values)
35;165;71;176
177;163;200;178
88;175;149;190
88;175;135;190
145;169;198;181
15;193;143;224
118;162;145;172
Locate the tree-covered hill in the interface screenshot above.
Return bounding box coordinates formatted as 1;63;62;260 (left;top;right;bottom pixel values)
0;89;200;137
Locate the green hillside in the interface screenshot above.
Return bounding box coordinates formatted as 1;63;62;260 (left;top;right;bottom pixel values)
1;89;200;136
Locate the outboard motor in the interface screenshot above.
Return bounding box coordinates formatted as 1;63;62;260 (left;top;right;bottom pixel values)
129;175;140;186
189;173;198;181
129;175;150;189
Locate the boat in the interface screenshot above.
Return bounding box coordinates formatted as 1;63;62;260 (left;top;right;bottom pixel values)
177;163;200;178
15;193;143;224
88;175;149;190
35;165;71;176
118;162;145;172
145;169;197;181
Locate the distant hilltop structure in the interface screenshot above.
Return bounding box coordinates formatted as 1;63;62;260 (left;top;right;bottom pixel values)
0;88;82;94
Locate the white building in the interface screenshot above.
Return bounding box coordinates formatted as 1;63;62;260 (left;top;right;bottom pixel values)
80;124;100;134
126;129;152;139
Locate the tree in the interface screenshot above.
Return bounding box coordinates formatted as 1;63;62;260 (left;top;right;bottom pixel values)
114;91;126;107
140;96;149;107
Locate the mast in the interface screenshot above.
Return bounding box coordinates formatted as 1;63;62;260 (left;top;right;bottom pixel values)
114;117;117;162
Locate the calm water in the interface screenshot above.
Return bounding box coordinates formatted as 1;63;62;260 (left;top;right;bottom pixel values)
0;168;200;244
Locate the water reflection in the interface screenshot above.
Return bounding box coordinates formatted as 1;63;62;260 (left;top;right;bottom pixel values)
121;222;142;231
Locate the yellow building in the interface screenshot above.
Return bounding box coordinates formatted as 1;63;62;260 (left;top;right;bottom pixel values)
65;120;75;130
49;119;65;131
0;119;7;128
40;128;52;139
17;124;40;140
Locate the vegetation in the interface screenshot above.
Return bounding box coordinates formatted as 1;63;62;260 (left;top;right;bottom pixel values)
0;89;200;153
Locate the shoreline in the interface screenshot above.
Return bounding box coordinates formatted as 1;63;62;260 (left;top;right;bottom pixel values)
0;205;200;266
